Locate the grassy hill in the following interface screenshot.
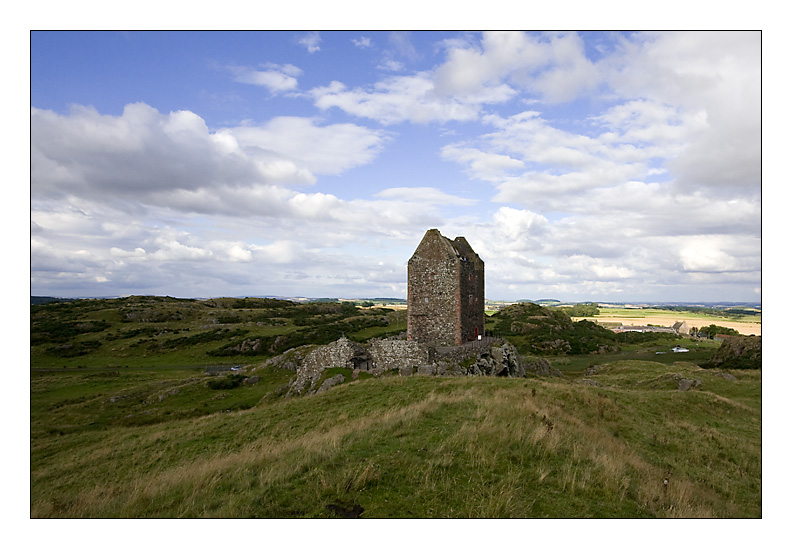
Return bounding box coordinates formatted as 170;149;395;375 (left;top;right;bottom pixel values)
488;302;684;357
31;295;407;369
30;297;761;518
31;361;760;518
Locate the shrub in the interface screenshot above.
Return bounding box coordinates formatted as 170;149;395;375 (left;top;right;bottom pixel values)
31;319;111;344
230;298;297;309
46;340;102;357
207;374;247;390
216;315;244;324
697;324;739;339
161;328;249;349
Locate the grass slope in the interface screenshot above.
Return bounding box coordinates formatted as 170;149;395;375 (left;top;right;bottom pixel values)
30;297;760;518
31;361;760;518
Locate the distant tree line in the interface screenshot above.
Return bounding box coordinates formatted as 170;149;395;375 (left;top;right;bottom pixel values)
657;305;760;318
692;324;740;339
562;303;600;317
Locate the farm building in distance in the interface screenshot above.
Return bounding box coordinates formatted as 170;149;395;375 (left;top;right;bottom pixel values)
407;229;485;346
611;321;689;335
612;325;676;334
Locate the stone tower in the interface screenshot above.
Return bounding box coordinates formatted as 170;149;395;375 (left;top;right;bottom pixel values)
407;229;485;346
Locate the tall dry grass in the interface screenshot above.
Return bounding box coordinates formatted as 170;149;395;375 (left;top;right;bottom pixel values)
32;368;760;518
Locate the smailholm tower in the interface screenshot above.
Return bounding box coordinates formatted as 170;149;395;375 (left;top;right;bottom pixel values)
407;229;484;346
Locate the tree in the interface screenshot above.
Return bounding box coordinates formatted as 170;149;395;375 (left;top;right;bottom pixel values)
698;324;739;339
565;302;600;317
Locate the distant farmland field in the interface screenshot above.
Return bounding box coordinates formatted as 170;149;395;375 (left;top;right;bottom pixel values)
572;308;761;336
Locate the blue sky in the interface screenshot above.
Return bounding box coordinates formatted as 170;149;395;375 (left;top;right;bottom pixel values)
30;30;761;302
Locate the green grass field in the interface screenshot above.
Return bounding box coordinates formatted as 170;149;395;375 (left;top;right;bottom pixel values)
30;297;761;518
31;360;760;518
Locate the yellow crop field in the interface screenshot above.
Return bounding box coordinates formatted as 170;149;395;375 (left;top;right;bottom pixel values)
573;308;761;336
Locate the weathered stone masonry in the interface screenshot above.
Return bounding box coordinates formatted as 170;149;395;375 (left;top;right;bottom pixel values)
407;229;484;346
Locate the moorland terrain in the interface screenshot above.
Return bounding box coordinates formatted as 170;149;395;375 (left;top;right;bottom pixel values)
30;296;761;518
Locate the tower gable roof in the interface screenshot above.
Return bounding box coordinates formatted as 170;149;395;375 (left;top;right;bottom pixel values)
449;236;483;265
409;229;483;265
410;229;458;262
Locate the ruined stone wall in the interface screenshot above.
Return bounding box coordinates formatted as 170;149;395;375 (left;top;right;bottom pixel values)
368;338;431;372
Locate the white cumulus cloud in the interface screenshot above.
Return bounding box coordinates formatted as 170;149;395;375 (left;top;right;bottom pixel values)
352;36;371;49
296;31;321;53
230;63;302;93
32;104;388;213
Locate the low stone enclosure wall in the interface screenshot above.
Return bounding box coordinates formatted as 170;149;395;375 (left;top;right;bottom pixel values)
273;335;562;396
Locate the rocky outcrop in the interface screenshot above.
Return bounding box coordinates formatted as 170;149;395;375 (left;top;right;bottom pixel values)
283;336;564;397
156;388;180;402
489;302;623;356
532;339;572;354
232;338;263;354
524;356;564;377
262;345;316;371
289;337;369;395
593;344;620;354
463;343;526;377
676;377;702;391
635;372;703;391
315;374;346;394
707;336;761;370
